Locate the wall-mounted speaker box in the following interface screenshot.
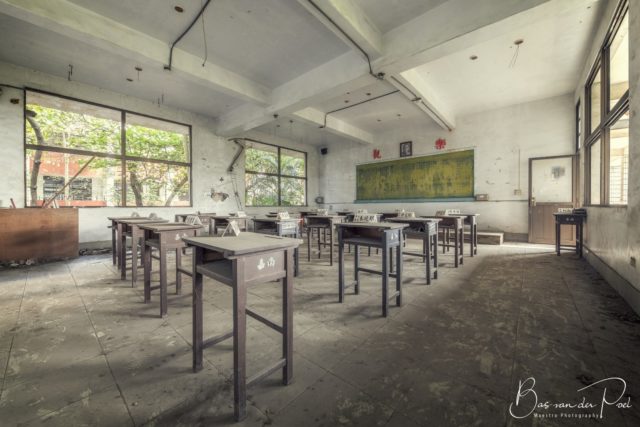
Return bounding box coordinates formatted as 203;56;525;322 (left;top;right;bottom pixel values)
320;147;328;155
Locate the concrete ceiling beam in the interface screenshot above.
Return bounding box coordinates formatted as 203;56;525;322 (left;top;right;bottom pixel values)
0;0;270;105
292;107;374;145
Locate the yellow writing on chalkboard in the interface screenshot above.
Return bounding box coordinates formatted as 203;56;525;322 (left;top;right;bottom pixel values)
356;150;474;200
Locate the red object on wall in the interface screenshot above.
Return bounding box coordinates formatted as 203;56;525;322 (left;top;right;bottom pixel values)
373;149;381;159
435;138;446;150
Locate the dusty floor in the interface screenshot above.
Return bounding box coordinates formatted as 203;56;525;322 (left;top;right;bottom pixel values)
0;240;639;427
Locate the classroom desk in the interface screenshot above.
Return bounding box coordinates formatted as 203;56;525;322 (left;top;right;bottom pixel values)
174;213;216;235
139;222;203;317
305;215;344;266
388;217;440;284
183;233;301;421
553;213;586;257
117;218;169;284
252;218;301;276
421;215;464;267
452;213;479;257
209;215;250;234
379;212;400;221
107;216;145;267
336;222;407;317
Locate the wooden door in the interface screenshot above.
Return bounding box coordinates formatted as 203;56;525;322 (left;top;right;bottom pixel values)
528;155;576;244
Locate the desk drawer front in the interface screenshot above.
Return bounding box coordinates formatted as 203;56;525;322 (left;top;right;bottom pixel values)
244;251;285;282
386;230;401;246
161;229;198;245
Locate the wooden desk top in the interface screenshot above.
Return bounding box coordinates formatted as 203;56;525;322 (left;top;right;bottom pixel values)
183;232;301;255
138;222;203;232
387;217;441;224
336;222;407;230
108;216;149;221
307;215;343;219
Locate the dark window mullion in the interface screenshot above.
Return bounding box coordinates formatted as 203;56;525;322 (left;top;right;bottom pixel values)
121;111;126;207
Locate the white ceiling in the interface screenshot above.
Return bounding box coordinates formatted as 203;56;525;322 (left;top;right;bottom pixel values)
253;117;357;147
0;13;243;117
405;1;604;116
312;81;428;133
353;0;449;33
68;0;350;88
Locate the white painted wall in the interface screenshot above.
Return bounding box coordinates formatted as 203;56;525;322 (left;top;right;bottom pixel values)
0;61;318;244
319;94;575;236
572;0;640;304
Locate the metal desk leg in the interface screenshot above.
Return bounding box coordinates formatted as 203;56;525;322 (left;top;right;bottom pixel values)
159;246;168;318
111;223;117;265
381;241;389;318
433;232;439;279
282;249;294;385
338;238;345;303
454;227;459;268
317;227;322;259
425;236;431;285
119;223;127;279
192;247;204;373
232;258;247;421
459;225;464;265
143;236;151;303
555;222;561;256
396;232;402;307
307;227;311;262
329;226;334;266
176;248;182;295
354;244;360;294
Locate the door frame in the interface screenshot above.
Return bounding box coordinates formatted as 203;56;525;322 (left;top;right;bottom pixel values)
527;154;577;242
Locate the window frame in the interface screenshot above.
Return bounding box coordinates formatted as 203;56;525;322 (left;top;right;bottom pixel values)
243;138;308;207
23;88;193;208
584;0;629;207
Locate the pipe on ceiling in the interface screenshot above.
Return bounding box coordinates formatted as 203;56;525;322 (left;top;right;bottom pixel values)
164;0;213;71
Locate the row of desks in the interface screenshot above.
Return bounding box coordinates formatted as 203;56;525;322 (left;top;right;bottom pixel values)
106;211;478;421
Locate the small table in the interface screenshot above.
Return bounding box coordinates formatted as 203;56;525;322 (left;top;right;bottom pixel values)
107;216;147;268
306;215;344;266
421;215;464;267
184;233;301;421
336;222;407;317
175;213;216;235
139;222;203;317
553;213;586;257
388;217;440;284
117;218;169;284
253;217;300;276
451;213;479;257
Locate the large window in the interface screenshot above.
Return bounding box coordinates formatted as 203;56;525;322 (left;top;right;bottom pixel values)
25;91;191;207
244;140;306;207
585;1;629;206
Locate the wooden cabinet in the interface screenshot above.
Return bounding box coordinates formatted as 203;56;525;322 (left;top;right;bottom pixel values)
0;208;78;263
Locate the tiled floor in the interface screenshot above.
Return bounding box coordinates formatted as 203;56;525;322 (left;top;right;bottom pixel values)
1;241;639;426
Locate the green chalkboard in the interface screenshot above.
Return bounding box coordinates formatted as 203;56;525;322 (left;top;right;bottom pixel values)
356;150;474;201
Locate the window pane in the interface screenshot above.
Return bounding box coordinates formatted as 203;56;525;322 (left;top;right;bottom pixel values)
590;68;601;133
25;150;121;207
589;139;601;205
245;143;278;174
126;114;190;162
245;173;278;206
280;149;305;177
609;12;629;109
26;93;121;154
609;111;629;205
125;161;190;207
281;178;306;206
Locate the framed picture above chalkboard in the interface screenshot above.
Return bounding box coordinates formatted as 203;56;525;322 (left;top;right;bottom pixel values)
399;141;412;157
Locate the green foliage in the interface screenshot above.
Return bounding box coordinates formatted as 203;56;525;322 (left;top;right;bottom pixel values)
25;102;190;207
244;146;306;206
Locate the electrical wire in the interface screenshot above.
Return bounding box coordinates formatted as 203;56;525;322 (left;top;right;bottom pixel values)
201;0;208;67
